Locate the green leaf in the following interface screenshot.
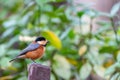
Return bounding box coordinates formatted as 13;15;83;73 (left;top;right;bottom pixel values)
0;57;11;69
98;12;111;17
42;30;62;49
50;73;56;80
68;29;75;39
7;36;19;48
60;27;75;40
79;62;92;80
84;9;97;18
117;52;120;62
110;2;120;16
99;46;117;53
1;27;15;38
117;27;120;35
35;0;51;7
0;10;7;19
110;73;120;80
117;75;120;80
27;23;33;29
18;76;27;80
3;19;17;28
105;63;119;76
0;44;7;57
53;54;71;79
93;66;105;78
7;50;20;56
96;21;111;27
77;11;84;18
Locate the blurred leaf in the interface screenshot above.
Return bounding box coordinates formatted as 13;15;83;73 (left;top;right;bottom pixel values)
110;73;120;80
99;46;117;53
3;20;17;28
96;21;111;28
51;17;61;23
0;44;7;57
7;36;19;48
87;52;101;65
61;47;78;59
17;76;27;80
117;27;120;35
78;45;87;56
27;23;33;29
68;29;75;39
104;59;114;68
77;11;84;18
0;10;7;19
94;66;105;78
8;65;17;71
60;27;74;40
53;54;71;79
55;6;65;13
0;75;13;80
84;9;97;18
67;58;78;66
77;3;95;8
0;57;11;69
79;62;92;80
51;73;56;80
35;0;51;7
105;62;119;76
42;30;62;49
97;11;111;17
1;27;15;38
42;4;53;12
110;2;120;16
18;12;33;26
118;75;120;80
117;51;120;62
7;50;20;56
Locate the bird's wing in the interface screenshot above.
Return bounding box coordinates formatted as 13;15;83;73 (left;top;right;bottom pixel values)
18;43;40;56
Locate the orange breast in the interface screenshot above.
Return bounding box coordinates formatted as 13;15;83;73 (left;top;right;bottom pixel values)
25;46;45;60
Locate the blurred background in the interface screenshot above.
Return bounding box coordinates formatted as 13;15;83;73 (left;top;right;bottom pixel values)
0;0;120;80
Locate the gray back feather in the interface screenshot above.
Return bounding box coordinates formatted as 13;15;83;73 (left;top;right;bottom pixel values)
18;43;40;56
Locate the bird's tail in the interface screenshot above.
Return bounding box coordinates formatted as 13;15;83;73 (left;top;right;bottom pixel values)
9;58;18;62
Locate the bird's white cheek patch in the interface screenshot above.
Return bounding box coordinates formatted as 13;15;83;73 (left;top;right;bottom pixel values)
37;41;46;45
37;41;43;45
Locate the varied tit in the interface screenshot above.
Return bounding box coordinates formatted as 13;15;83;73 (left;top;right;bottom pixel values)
9;37;49;63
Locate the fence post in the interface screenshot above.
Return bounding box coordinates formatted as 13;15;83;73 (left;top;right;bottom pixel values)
28;63;50;80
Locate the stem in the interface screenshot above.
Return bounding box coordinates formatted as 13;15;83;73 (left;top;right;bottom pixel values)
87;18;93;51
49;50;59;80
79;18;82;34
37;6;41;25
111;18;119;47
50;50;57;67
33;0;41;24
35;0;42;35
51;69;59;80
89;18;93;39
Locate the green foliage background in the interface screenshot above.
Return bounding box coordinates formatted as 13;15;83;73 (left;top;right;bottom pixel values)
0;0;120;80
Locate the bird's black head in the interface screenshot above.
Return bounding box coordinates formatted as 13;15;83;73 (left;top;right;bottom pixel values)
35;37;46;42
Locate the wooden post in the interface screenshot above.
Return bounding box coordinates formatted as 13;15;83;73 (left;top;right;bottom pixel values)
28;63;50;80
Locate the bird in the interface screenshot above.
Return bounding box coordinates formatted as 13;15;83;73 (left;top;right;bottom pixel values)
9;36;49;63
